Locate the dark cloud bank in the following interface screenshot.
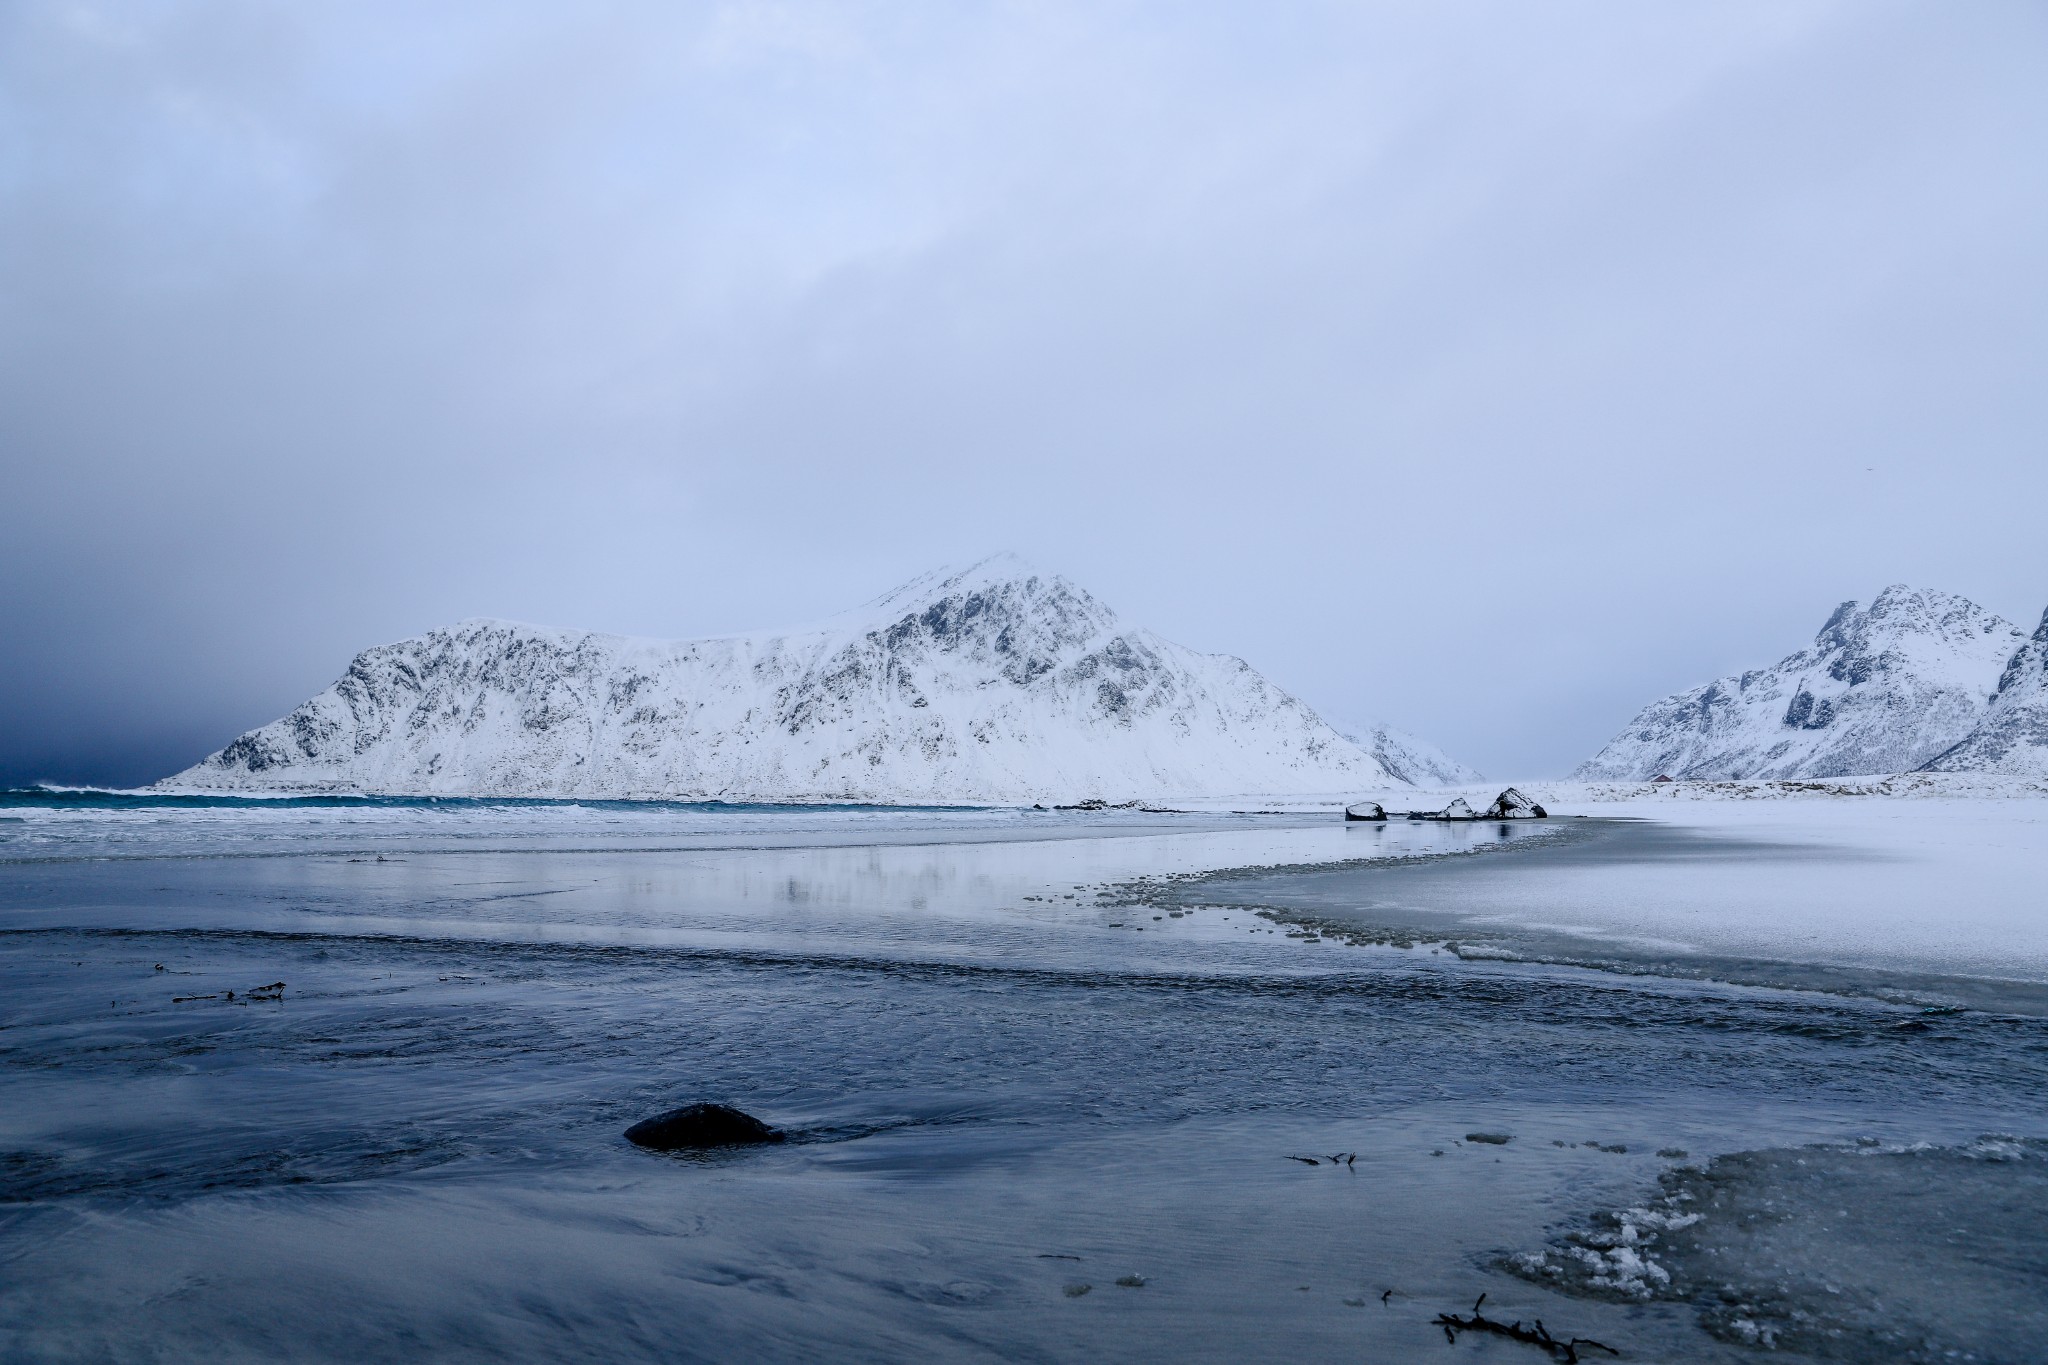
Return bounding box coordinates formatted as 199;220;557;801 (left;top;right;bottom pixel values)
3;0;2044;787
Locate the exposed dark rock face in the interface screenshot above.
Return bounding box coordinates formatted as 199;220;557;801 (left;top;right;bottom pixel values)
1482;788;1547;819
624;1103;785;1151
1344;801;1386;822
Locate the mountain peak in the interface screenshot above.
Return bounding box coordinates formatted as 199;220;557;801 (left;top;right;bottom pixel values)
948;551;1047;586
1814;589;2025;677
1579;586;2027;781
844;555;1120;647
861;552;1061;608
1924;602;2048;776
1865;584;1992;625
161;558;1403;801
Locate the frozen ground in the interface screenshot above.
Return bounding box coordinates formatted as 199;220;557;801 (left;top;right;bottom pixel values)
1167;797;2048;998
1513;1135;2048;1359
1143;779;2048;1001
1;790;2043;1361
1547;795;2048;983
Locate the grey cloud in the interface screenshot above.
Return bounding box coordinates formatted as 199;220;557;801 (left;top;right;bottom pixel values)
2;0;2043;785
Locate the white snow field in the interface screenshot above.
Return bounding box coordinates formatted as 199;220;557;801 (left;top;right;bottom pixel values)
1406;786;2048;985
160;556;1400;804
1928;606;2048;776
1131;772;2048;988
1576;586;2031;781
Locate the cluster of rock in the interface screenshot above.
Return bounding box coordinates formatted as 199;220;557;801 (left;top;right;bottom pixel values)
1344;788;1546;822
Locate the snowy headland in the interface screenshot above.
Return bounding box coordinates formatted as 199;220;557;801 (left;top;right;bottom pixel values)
1578;586;2048;782
159;565;2048;805
161;556;1450;805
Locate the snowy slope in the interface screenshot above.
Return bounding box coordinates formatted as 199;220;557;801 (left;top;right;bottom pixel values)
1575;586;2027;781
1925;607;2048;777
162;556;1400;803
1332;722;1483;786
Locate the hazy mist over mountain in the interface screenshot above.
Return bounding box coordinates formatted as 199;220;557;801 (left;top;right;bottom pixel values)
3;1;2044;786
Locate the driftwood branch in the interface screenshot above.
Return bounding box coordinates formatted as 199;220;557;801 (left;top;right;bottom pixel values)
1434;1294;1618;1363
171;981;285;1005
1283;1152;1357;1167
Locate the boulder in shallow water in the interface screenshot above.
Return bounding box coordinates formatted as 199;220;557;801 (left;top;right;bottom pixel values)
1481;787;1547;819
625;1102;785;1151
1423;797;1476;821
1344;801;1386;822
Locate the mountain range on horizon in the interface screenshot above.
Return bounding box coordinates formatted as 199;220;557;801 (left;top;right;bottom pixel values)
1576;585;2048;782
161;561;2048;801
163;555;1453;804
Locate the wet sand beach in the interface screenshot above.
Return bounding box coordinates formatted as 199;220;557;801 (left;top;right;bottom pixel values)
1;796;2043;1361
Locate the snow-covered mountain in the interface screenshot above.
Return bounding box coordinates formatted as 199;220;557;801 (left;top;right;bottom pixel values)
1575;586;2028;781
163;556;1402;803
1925;607;2048;777
1333;722;1483;786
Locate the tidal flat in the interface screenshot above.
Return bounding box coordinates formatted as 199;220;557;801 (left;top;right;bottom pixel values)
1;795;2043;1362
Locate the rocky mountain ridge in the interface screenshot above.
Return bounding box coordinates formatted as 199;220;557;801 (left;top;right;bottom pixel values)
163;556;1402;803
1333;722;1484;786
1576;586;2036;781
1925;607;2048;777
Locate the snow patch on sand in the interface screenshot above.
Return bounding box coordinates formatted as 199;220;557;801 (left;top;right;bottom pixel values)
1510;1204;1701;1299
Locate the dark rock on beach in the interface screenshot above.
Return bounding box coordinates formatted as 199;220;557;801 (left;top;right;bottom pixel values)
1481;787;1547;819
624;1103;785;1151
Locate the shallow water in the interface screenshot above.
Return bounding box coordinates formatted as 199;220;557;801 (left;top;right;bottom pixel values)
1;795;2043;1361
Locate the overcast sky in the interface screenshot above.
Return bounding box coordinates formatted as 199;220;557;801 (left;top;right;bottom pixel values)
3;0;2045;787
